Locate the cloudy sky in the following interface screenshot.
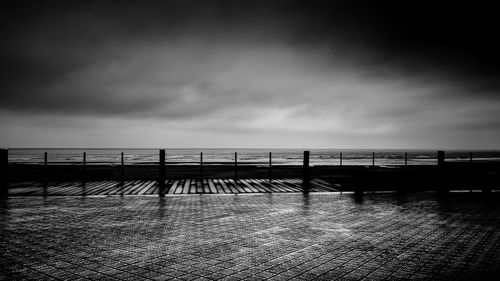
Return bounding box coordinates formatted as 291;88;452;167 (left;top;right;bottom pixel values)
1;0;500;149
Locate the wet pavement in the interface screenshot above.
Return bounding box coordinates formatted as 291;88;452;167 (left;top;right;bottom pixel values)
1;192;500;280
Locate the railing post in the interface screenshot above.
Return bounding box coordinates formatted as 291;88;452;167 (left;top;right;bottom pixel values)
269;152;272;182
120;152;124;183
44;152;48;197
370;152;375;193
469;152;473;192
340;152;342;168
0;149;8;198
159;149;165;197
303;151;310;183
437;150;448;194
82;152;86;196
438;151;445;166
400;152;409;195
234;152;238;182
83;152;87;181
200;152;203;179
120;152;124;196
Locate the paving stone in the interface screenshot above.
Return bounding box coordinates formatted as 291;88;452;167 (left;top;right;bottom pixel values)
1;193;500;280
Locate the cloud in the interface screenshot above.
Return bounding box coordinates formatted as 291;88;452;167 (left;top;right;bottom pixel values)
3;33;500;137
1;0;500;148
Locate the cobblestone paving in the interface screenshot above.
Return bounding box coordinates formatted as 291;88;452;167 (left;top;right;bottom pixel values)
1;192;500;280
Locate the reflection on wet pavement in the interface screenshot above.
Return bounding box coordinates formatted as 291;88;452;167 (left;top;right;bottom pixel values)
1;193;500;280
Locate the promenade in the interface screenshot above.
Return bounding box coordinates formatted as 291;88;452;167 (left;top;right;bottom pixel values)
1;192;500;280
6;178;336;196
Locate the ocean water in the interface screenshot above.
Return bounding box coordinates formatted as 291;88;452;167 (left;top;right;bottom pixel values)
7;148;500;166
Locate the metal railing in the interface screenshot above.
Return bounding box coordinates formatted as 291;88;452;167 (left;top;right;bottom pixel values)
2;148;499;197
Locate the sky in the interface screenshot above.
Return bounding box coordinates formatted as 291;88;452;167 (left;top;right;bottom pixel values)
1;0;500;149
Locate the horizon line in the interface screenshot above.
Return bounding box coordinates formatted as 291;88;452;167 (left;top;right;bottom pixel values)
3;147;500;151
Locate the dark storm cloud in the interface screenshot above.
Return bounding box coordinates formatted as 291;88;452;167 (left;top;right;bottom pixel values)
2;0;500;117
1;0;500;149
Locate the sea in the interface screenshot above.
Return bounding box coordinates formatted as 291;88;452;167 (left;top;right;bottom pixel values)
6;148;500;166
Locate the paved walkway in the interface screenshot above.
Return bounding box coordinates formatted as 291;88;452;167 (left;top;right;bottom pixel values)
1;193;500;280
7;178;337;196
